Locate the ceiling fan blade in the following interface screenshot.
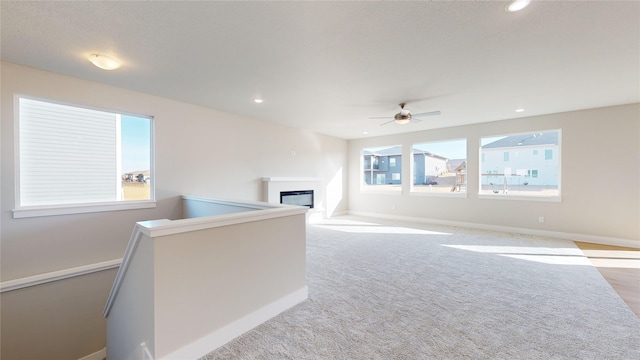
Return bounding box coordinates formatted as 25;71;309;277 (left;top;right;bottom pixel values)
379;119;396;126
412;110;441;117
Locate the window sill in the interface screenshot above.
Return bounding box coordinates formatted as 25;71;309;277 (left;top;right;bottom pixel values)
477;194;561;202
360;189;402;195
410;191;467;198
13;201;156;219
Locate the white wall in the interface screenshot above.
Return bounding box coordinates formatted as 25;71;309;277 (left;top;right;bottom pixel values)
0;61;348;359
348;104;640;245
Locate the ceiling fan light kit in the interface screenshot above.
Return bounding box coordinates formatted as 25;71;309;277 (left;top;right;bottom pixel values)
372;102;441;126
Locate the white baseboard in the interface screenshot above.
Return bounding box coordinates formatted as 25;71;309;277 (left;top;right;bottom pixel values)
347;211;640;249
160;286;309;360
78;347;106;360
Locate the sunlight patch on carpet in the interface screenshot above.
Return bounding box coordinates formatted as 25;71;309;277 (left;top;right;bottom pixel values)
443;244;592;265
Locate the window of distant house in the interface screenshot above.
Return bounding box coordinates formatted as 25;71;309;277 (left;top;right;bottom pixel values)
14;97;155;218
361;145;402;193
479;130;561;200
411;139;467;194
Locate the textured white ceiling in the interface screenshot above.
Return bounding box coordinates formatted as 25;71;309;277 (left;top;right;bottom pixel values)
1;1;638;139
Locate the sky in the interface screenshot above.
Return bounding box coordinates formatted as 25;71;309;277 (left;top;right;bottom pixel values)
366;139;468;159
121;115;151;173
414;139;467;159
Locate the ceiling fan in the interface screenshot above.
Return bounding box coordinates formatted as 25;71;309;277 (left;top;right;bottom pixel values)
370;103;441;125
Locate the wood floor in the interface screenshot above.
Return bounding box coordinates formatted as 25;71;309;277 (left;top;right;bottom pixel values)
574;242;640;318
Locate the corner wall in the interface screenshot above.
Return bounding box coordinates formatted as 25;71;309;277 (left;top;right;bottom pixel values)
348;104;640;245
0;61;348;359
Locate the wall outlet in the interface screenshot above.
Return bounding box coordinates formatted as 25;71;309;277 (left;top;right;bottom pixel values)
538;216;545;223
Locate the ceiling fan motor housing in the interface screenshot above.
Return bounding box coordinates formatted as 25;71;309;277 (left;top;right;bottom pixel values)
394;112;411;120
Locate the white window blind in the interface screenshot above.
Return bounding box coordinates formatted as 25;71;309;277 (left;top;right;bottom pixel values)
19;98;120;207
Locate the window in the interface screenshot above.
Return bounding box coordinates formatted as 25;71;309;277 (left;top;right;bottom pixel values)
411;139;467;194
480;130;560;198
361;145;402;192
15;97;154;217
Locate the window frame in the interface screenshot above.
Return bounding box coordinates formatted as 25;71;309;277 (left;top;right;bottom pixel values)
478;129;562;202
410;138;468;197
13;95;156;218
360;145;403;194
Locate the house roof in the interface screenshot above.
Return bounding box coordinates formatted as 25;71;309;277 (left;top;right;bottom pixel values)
482;132;559;149
363;146;403;157
364;146;448;160
447;159;467;171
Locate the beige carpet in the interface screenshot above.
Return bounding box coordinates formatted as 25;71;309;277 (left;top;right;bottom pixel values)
202;217;640;359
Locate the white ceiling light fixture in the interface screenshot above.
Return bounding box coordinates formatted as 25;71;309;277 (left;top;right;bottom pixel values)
253;98;264;104
88;54;121;70
515;108;525;112
506;0;531;13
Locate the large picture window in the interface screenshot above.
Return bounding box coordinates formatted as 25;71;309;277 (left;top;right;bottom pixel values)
411;139;467;194
15;97;154;217
479;130;561;198
362;145;402;192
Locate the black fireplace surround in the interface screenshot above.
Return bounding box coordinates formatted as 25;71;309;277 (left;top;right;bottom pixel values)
280;190;314;208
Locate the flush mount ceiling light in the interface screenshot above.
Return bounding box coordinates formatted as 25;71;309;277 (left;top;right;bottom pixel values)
515;108;525;112
506;0;530;12
88;54;121;70
253;98;264;104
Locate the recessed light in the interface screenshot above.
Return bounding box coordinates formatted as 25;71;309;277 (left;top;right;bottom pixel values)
363;131;369;135
253;98;264;104
88;54;121;70
515;108;525;112
506;0;530;12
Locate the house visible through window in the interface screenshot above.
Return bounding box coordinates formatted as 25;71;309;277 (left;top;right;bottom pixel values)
361;145;402;192
480;130;560;198
16;97;153;215
411;139;467;193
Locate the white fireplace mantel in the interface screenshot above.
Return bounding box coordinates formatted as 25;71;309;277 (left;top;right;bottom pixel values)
262;177;324;220
262;177;322;183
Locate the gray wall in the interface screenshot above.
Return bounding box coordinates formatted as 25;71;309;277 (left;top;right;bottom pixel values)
0;62;348;359
348;103;640;244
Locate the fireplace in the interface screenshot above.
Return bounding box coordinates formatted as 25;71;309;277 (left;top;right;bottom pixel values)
280;190;314;208
262;177;322;221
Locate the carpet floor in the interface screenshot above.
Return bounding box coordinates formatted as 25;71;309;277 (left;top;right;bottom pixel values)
202;216;640;359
